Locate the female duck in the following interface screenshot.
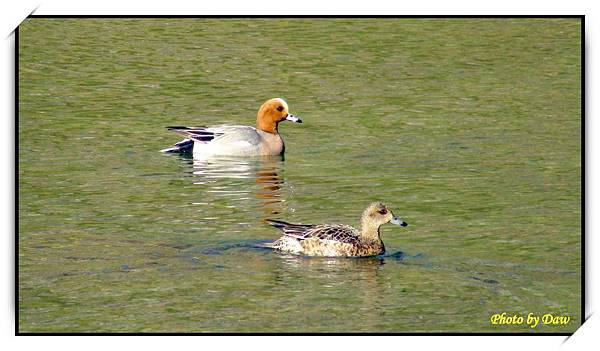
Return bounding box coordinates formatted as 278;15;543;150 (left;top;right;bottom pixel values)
265;202;408;257
161;98;301;156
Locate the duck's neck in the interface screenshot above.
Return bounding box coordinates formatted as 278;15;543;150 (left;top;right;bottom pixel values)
360;219;382;242
359;220;385;254
257;119;279;134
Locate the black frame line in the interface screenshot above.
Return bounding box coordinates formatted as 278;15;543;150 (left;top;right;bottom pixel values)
25;15;584;18
581;16;587;328
14;15;585;336
15;24;19;337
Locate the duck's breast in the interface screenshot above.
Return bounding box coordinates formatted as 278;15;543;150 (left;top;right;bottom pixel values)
256;130;284;156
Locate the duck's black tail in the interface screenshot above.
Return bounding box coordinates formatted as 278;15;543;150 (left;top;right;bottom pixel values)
266;219;297;230
161;125;220;153
160;138;194;153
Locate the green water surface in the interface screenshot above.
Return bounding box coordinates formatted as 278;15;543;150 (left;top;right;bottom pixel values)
18;18;581;333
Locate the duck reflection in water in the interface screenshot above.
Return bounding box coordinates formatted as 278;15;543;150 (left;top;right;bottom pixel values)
174;153;289;217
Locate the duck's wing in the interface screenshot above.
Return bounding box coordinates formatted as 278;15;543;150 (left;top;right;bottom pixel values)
267;220;359;244
166;126;225;143
162;125;262;153
206;125;263;147
307;224;360;244
171;125;262;145
266;219;315;239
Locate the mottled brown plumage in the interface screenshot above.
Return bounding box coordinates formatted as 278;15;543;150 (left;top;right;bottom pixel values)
266;202;408;257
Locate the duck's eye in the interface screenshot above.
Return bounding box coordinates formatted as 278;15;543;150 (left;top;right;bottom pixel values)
378;209;387;215
276;106;284;112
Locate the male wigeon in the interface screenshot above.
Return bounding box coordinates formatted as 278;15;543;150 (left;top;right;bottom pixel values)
161;98;301;156
265;202;408;257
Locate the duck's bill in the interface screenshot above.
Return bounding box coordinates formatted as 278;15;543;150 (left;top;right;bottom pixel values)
285;114;302;123
390;217;408;227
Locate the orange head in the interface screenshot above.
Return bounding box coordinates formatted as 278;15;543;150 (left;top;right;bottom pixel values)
256;98;302;134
